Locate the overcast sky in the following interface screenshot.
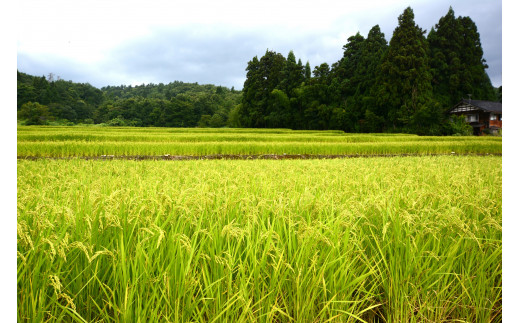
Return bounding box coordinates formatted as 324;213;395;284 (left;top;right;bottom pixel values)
17;0;502;90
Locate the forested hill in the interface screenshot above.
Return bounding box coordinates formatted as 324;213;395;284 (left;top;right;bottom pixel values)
17;71;242;127
18;6;501;135
238;7;499;135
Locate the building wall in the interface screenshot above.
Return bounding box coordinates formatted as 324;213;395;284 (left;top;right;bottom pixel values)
449;101;502;135
489;119;502;128
450;110;502;135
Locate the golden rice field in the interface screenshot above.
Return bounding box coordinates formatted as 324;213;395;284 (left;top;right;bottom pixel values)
17;126;502;157
17;126;502;322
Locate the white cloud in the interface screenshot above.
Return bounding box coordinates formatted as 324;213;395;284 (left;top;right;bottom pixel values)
17;0;502;88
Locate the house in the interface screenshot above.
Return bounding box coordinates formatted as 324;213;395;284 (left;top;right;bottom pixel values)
449;99;502;135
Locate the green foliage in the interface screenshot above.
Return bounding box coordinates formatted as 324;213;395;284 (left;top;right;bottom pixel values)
334;25;388;132
377;7;436;130
428;7;497;107
209;114;226;128
495;86;502;103
362;109;385;133
198;115;211;127
337;32;366;92
304;61;312;80
445;115;473;136
227;105;242;128
18;102;51;125
240;50;288;128
17;71;241;128
235;6;496;135
107;116;128;126
409;100;444;135
266;89;291;128
280;51;304;96
17;72;103;123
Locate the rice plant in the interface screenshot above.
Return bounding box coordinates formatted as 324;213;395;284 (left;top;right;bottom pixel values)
17;126;501;157
17;156;502;322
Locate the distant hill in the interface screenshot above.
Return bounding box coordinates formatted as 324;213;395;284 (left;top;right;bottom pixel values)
17;71;242;127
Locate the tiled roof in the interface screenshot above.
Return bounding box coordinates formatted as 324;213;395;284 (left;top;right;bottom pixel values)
461;99;502;113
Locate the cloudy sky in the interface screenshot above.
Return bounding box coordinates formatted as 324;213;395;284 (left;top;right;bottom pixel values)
17;0;502;90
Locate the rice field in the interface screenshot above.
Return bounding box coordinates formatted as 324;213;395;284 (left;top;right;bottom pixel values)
17;126;502;322
17;126;502;157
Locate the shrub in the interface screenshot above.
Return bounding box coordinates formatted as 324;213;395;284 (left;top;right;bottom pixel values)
445;115;473;136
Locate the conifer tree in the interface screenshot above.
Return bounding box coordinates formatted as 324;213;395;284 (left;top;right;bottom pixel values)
331;32;365;131
336;26;388;132
428;7;496;107
458;16;496;101
338;32;366;87
304;62;312;81
377;7;436;130
278;52;305;128
280;50;304;96
239;56;262;127
240;50;286;127
427;7;463;107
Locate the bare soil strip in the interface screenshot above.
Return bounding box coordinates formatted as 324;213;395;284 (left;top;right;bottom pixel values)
18;153;501;161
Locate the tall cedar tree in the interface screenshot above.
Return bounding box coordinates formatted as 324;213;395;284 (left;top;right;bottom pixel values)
304;62;312;81
332;32;365;131
360;26;388;132
280;51;304;96
280;52;305;128
428;7;496;107
240;50;286;128
333;26;388;132
239;56;261;127
303;63;334;130
458;17;496;102
377;7;437;131
337;32;366;97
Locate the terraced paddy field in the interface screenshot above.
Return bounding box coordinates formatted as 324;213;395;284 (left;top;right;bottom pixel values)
17;126;502;322
17;126;501;157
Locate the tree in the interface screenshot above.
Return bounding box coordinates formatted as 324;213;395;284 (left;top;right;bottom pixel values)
358;25;388;112
266;89;290;128
427;7;464;107
17;83;37;109
227;105;242;128
239;56;262;127
428;7;496;107
458;16;496;101
18;102;50;125
377;7;438;131
198;115;211;127
280;51;304;96
304;62;312;81
333;25;388;131
445;115;473;135
336;32;365;96
304;63;332;108
48;103;77;122
17;70;242;128
240;50;287;128
209;114;226;127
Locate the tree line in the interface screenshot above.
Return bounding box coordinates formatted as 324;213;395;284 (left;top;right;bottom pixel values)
238;6;499;135
18;6;500;134
17;72;242;127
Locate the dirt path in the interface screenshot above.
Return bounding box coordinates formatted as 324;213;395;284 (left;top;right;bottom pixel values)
18;153;501;161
